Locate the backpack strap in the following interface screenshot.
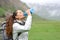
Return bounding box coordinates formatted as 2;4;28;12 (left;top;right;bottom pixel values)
14;21;25;26
1;22;6;27
1;22;6;31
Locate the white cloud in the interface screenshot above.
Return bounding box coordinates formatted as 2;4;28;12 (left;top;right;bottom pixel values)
21;0;60;4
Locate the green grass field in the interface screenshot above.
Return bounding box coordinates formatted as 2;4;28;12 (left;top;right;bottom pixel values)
28;15;60;40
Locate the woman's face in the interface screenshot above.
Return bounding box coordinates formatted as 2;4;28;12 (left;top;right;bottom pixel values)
15;10;24;19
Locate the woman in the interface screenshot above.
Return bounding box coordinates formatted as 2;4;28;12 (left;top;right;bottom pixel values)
6;9;32;40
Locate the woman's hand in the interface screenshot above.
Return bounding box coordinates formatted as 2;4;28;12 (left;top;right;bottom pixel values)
26;9;31;16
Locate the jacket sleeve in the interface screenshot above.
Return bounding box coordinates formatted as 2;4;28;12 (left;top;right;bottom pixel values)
13;16;32;32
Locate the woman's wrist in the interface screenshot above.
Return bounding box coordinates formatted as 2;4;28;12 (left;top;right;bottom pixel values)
28;13;31;16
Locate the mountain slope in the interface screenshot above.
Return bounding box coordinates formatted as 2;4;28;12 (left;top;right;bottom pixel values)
0;0;29;17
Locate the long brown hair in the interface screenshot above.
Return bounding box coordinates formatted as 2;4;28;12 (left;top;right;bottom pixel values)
6;11;17;38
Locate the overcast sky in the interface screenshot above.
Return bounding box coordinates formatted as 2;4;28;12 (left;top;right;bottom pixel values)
21;0;60;4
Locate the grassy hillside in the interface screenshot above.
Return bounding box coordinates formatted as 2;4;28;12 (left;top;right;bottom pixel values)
0;8;5;17
28;14;60;40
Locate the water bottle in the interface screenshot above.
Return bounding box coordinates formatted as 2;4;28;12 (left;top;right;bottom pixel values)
24;8;34;16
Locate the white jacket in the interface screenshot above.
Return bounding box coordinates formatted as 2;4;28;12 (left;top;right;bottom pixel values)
13;16;32;40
